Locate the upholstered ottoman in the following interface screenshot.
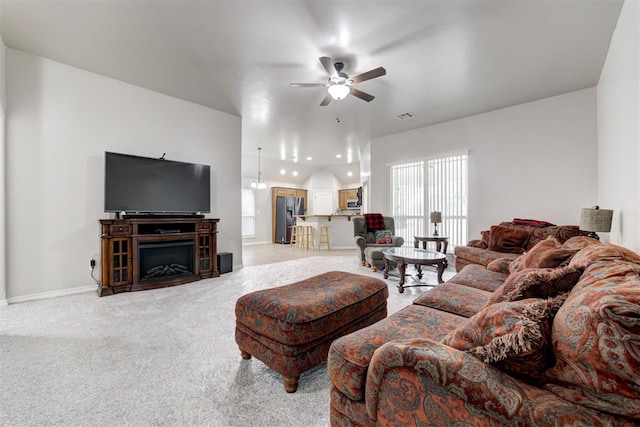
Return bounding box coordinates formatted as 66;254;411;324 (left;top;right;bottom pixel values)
235;271;388;393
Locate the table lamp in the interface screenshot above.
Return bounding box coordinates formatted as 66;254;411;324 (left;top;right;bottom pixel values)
579;206;613;240
430;211;442;236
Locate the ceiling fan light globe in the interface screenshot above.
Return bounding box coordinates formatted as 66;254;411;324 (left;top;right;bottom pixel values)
328;84;350;100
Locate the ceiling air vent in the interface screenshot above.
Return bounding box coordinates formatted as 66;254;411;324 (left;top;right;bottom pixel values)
397;112;415;120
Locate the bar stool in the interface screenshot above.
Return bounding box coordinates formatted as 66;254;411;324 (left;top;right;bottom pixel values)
289;225;300;248
318;225;331;250
301;225;315;250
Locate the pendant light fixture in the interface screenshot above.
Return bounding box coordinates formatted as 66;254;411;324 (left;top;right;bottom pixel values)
251;147;267;189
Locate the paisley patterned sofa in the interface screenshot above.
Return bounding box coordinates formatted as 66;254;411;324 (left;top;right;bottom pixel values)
328;236;640;426
454;221;587;272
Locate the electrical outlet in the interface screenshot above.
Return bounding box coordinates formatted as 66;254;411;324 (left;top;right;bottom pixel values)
90;259;96;268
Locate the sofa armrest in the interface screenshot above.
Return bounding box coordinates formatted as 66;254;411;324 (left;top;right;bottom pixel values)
391;236;404;247
365;339;613;426
354;235;367;250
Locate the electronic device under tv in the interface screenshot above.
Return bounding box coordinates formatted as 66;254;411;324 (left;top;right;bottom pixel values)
104;151;211;216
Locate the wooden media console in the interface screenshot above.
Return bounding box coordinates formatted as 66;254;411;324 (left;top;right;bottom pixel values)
99;217;220;296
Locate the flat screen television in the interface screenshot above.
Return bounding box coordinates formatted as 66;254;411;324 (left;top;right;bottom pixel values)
104;151;211;214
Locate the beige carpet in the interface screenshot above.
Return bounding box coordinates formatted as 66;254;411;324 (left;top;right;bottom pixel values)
0;255;453;426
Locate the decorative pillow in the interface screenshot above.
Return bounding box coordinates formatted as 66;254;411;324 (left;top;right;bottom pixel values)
467;239;487;249
441;295;567;379
375;230;393;244
560;235;601;251
488;225;529;254
486;258;512;274
525;225;584;250
364;213;385;232
487;265;582;306
514;237;578;272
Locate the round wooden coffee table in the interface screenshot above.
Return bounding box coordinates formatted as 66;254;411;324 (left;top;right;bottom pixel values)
382;247;447;293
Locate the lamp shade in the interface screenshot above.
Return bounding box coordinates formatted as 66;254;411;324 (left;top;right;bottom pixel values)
430;211;442;224
580;208;613;232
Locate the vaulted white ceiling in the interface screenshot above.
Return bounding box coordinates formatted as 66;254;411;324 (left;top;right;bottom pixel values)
0;0;623;184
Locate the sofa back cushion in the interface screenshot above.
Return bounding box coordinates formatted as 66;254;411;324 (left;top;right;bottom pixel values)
543;259;640;420
488;225;529;254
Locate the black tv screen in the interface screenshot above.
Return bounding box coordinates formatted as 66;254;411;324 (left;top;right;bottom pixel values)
104;152;211;213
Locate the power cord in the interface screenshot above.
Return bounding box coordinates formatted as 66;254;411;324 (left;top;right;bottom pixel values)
90;258;101;286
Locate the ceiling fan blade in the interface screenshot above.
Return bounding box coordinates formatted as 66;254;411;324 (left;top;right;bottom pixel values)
320;94;333;106
351;67;387;84
290;83;327;88
319;56;338;79
350;88;375;102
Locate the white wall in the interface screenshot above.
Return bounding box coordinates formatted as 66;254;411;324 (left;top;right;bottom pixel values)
370;88;598;243
0;36;6;303
597;0;640;252
6;49;242;300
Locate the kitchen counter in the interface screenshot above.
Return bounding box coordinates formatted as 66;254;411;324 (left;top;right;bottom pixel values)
295;214;361;249
297;214;361;222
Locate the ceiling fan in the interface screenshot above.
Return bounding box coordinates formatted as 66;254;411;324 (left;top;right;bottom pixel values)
290;57;386;106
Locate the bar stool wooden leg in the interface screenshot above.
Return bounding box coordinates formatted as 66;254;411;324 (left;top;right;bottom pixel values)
318;225;330;250
289;225;298;248
304;226;315;250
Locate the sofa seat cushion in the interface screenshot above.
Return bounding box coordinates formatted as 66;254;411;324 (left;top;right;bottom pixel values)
455;245;520;268
328;304;465;401
447;264;509;292
413;283;491;317
543;260;640;419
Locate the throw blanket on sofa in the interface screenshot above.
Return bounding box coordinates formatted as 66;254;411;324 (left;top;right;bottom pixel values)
364;213;385;231
512;218;556;227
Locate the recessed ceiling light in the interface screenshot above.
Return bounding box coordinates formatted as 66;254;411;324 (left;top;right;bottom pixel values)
306;157;312;161
293;158;299;163
336;154;342;158
280;169;286;175
293;171;298;176
347;171;353;177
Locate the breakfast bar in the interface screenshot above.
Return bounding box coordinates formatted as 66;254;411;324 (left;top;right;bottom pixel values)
296;214;361;249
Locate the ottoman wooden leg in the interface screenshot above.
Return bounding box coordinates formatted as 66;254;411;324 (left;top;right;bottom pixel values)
283;375;299;393
240;349;251;360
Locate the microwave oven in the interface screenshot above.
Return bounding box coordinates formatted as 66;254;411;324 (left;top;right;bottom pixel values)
347;199;360;209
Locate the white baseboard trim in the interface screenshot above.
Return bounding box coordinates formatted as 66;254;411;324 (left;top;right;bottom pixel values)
0;299;7;306
6;285;97;305
242;240;271;246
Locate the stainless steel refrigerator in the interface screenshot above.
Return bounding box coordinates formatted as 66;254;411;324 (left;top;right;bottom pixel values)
275;196;305;244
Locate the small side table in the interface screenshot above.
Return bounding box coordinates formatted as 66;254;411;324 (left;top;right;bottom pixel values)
414;235;449;268
414;235;449;254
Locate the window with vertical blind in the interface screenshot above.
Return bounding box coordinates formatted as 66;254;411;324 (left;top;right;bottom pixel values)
390;153;468;251
242;189;256;237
